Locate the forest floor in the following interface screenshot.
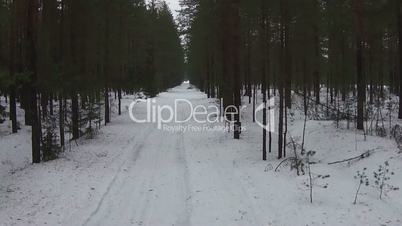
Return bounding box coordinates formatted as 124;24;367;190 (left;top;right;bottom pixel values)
1;83;402;226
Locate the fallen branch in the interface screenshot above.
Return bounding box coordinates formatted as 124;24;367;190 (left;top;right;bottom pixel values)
327;150;373;165
274;157;296;172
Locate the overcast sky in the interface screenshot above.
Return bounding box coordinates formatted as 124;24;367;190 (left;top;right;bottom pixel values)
164;0;181;19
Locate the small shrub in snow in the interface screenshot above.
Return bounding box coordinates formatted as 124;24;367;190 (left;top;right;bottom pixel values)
80;99;102;139
353;168;369;204
385;98;398;138
42;115;61;161
276;136;316;176
373;161;396;200
280;136;326;203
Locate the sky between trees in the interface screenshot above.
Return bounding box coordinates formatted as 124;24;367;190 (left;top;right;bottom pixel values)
164;0;181;18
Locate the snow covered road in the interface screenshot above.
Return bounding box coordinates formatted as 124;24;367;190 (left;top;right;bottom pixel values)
1;83;402;226
80;85;266;226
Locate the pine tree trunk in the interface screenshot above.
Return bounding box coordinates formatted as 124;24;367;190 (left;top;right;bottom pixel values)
27;0;41;164
263;87;267;160
246;29;252;104
284;102;288;158
9;10;18;133
10;85;18;133
71;92;80;140
30;88;41;163
313;0;320;105
104;87;110;124
398;0;402;119
268;88;272;154
278;86;284;159
22;88;33;126
59;94;65;148
233;0;241;140
278;0;287;159
284;0;292;109
354;0;365;130
118;88;122;116
261;1;268;160
206;46;211;98
49;94;54;116
253;84;256;123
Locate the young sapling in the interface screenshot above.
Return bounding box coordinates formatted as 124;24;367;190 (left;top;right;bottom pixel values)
354;168;369;204
373;161;395;200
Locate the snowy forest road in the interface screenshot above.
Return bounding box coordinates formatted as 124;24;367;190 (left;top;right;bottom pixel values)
0;83;270;226
82;94;193;226
2;83;402;226
80;83;264;226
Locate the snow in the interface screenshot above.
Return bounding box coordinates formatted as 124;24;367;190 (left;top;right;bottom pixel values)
0;102;31;180
0;83;402;226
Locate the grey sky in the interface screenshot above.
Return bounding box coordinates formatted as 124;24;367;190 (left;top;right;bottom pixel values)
164;0;181;19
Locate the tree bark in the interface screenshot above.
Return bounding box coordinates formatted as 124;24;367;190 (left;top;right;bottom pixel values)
313;0;320;105
59;94;65;147
26;0;41;163
9;7;18;134
261;0;268;160
104;87;110;124
231;0;241;140
118;88;122;116
398;0;402;119
71;92;80;140
354;0;365;130
10;86;18;133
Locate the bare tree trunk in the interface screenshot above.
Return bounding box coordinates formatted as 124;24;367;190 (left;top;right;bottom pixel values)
278;85;284;159
284;101;288;158
59;94;65;147
27;0;41;163
9;8;18;134
278;0;289;159
398;0;402;119
104;1;111;125
118;88;122;116
253;84;256;123
10;86;18;133
49;94;54;116
354;0;365;130
105;87;110;124
261;0;268;160
71;92;80;140
233;0;241;140
284;0;292;109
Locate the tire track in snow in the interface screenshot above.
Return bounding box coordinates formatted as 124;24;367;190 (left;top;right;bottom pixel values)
130;100;193;226
126;125;181;225
214;161;261;224
82;128;153;226
175;130;192;226
133;135;164;225
191;136;264;226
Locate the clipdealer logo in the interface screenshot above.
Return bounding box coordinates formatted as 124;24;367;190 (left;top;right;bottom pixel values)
128;98;275;132
254;97;276;132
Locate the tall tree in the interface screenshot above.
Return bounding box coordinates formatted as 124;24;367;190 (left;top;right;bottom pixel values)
353;0;365;130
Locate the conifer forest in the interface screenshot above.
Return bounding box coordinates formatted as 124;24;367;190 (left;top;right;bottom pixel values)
0;0;402;225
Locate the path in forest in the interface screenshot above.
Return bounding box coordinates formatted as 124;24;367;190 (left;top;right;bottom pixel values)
80;83;263;226
2;83;402;226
